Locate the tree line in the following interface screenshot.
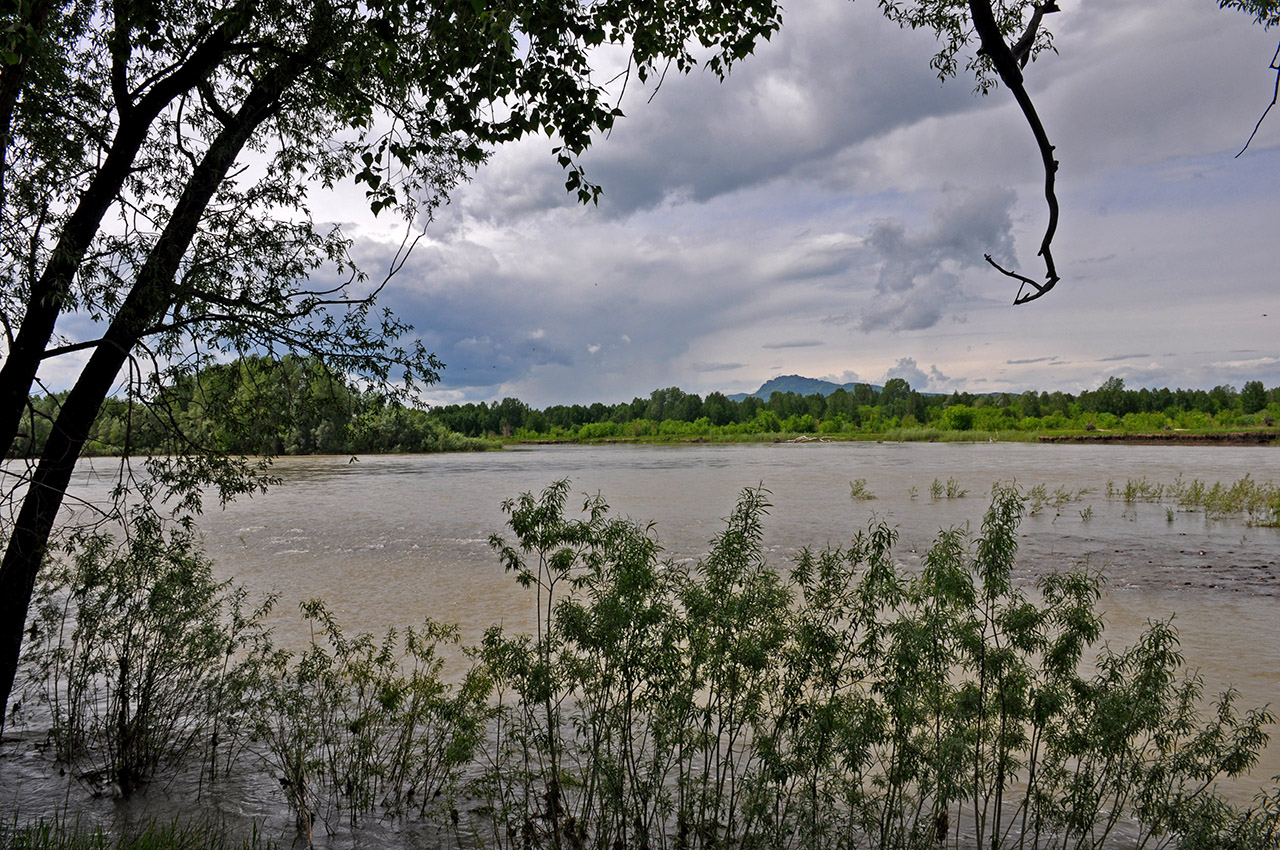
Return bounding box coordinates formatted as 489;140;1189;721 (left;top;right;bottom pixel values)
431;376;1280;440
15;366;1278;459
10;355;492;458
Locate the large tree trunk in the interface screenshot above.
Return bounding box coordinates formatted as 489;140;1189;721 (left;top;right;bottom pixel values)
0;66;289;718
0;326;141;723
0;17;242;457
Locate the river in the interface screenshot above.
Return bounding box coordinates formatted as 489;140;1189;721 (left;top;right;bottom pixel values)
3;442;1278;844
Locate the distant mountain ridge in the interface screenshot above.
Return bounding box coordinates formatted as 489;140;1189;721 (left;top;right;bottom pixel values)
725;374;883;402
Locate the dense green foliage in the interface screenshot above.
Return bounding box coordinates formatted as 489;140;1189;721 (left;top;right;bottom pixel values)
9;356;495;457
13;370;1278;458
17;484;1280;849
432;376;1280;441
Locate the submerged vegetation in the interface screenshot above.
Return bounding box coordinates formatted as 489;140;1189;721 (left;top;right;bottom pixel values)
0;818;273;850
1106;476;1280;527
11;483;1280;849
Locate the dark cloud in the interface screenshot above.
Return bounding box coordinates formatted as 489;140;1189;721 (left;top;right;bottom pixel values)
460;0;972;223
1097;353;1150;362
322;0;1280;408
762;340;824;350
856;186;1016;332
362;215;765;402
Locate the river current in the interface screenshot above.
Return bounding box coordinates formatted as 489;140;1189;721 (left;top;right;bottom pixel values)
3;442;1278;844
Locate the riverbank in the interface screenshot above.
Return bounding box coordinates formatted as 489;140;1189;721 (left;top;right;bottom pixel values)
514;427;1280;447
1039;430;1280;445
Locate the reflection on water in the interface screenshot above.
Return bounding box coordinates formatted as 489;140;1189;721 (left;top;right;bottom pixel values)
4;442;1278;844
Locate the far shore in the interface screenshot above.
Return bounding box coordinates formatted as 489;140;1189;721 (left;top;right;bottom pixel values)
512;428;1280;448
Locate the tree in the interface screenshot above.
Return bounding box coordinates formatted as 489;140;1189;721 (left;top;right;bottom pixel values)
0;0;783;718
880;377;911;406
1241;380;1268;414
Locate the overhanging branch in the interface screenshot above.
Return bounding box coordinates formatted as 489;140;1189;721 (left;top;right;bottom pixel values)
1237;39;1280;157
968;0;1061;304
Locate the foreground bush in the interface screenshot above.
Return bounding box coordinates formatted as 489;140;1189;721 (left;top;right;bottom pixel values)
476;481;1279;850
22;508;273;795
18;484;1280;849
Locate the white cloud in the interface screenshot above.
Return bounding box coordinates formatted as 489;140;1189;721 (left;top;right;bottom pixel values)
884;357;931;390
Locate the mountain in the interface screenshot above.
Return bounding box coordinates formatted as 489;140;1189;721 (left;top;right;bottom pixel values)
725;374;882;402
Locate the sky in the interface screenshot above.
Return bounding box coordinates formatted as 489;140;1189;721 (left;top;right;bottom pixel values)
39;0;1273;409
351;0;1280;408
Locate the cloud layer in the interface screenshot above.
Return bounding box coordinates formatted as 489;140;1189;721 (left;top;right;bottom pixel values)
353;0;1280;405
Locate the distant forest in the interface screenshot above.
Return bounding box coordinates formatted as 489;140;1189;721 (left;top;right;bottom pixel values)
433;376;1279;441
11;356;493;458
11;357;1279;457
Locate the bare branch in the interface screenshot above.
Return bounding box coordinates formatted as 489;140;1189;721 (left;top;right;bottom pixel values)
39;337;109;359
984;253;1057;304
968;0;1062;304
1237;39;1280;157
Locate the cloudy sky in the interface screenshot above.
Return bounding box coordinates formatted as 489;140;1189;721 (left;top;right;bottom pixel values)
356;0;1280;407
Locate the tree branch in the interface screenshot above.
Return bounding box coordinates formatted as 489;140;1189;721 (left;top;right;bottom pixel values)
968;0;1061;304
984;253;1055;303
38;337;109;359
1237;38;1280;157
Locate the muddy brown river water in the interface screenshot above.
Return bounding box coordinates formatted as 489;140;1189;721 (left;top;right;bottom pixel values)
3;442;1278;846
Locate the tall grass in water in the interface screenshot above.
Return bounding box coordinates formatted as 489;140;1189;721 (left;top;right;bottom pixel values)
1106;475;1280;526
0;817;273;850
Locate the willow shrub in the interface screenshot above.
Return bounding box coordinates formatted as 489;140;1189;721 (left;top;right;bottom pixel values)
474;481;1278;850
21;507;274;796
18;485;1279;849
247;602;489;837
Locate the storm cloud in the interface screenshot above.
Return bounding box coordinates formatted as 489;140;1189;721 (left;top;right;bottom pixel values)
330;0;1280;407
